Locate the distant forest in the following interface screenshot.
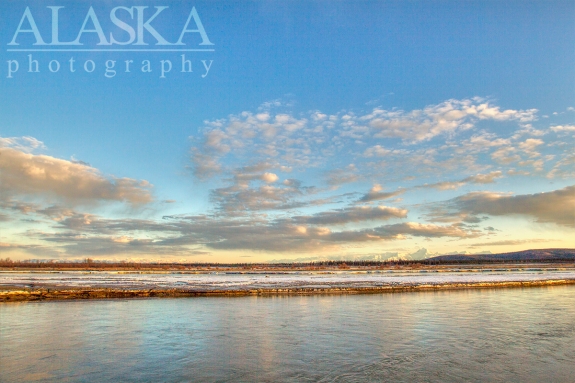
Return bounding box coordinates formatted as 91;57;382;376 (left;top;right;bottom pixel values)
1;249;574;269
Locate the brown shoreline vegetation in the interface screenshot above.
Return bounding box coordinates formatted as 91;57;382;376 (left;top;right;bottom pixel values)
1;248;574;272
2;279;575;303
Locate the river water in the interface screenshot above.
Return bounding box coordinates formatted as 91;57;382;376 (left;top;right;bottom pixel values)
1;285;574;382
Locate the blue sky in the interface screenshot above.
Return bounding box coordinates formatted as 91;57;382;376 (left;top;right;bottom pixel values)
1;0;574;262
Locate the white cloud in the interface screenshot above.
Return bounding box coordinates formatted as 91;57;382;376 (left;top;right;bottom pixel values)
191;98;538;183
289;205;408;225
420;171;503;190
519;138;544;154
358;185;405;203
467;239;551;247
325;164;359;186
261;172;279;183
439;186;575;227
0;143;152;205
363;145;391;157
359;98;537;142
0;136;46;153
551;125;575;132
373;222;481;239
491;147;521;165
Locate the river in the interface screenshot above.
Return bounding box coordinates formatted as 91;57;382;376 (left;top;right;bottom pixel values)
1;285;574;382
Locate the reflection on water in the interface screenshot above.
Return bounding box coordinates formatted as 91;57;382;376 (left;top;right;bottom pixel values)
1;286;575;382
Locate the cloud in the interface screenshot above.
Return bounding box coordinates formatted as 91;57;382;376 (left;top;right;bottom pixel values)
22;204;479;256
407;248;429;260
420;180;468;191
6;97;567;260
184;98;549;239
360;98;536;142
234;170;279;184
0;200;39;215
38;234;203;258
547;153;575;179
420;171;503;190
363;145;391;157
325;164;359;186
0;241;63;258
0;144;153;205
201;162;350;215
550;125;575;132
209;165;316;213
466;171;504;184
519;138;544;156
485;133;557;173
261;172;279;183
0;136;46;153
467;239;551;247
358;184;405;203
453;133;511;155
372;222;481;239
190;149;223;179
267;246;436;263
491;146;521;165
211;182;308;213
383;248;435;261
289;205;408;225
190;107;329;179
190;98;537;184
439;185;575;227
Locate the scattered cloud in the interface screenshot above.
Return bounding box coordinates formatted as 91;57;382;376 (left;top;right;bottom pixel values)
358;184;405;203
288;205;407;225
360;98;536;142
0;144;153;205
467;239;551;247
325;164;360;186
372;222;481;239
551;125;575;133
0;136;46;153
434;185;575;227
420;171;503;190
190;98;539;184
12;202;478;257
4;96;574;260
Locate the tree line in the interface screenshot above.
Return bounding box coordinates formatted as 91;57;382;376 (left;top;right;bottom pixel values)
1;257;574;269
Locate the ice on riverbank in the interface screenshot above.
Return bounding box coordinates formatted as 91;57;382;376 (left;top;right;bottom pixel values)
2;269;575;291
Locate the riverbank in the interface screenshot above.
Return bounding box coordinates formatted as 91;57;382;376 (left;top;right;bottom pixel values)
2;279;575;302
2;267;575;301
2;261;574;273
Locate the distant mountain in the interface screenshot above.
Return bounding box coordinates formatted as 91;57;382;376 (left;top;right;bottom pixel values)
427;249;575;262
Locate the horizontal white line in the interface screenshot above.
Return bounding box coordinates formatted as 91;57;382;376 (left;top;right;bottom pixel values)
6;49;215;52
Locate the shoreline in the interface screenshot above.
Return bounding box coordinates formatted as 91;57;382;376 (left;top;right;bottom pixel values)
2;279;575;302
2;262;574;273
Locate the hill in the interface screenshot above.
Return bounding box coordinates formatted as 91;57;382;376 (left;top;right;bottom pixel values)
427;248;575;263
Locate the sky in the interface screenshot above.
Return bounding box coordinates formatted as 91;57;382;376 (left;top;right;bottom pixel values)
0;0;574;262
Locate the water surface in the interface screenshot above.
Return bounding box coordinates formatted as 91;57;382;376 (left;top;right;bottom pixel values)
1;285;574;382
